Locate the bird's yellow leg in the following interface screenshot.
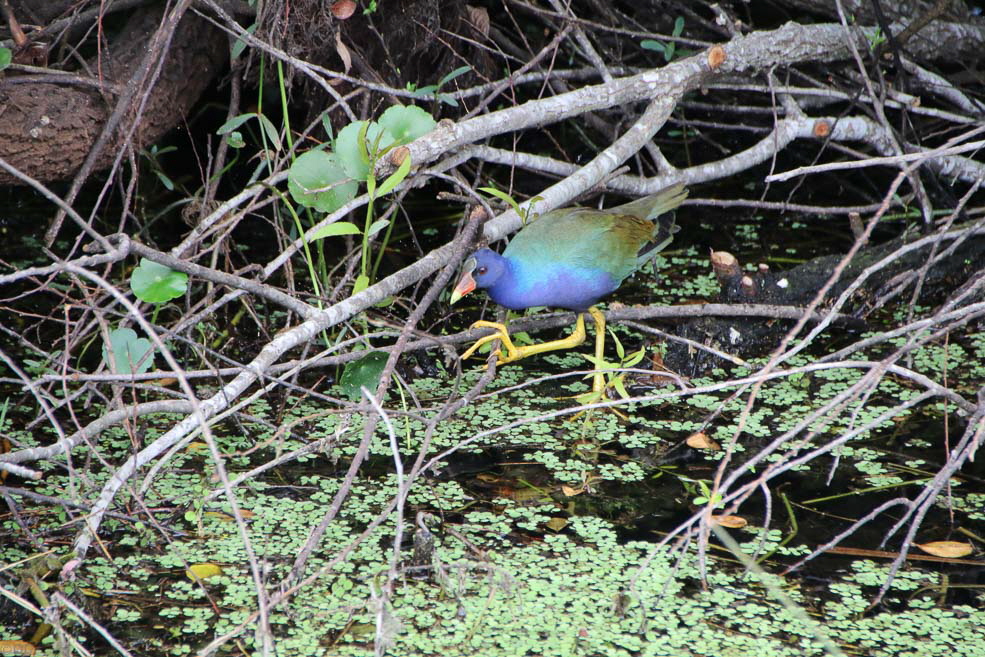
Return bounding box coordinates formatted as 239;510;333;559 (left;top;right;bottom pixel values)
459;321;521;362
460;315;589;364
588;306;606;394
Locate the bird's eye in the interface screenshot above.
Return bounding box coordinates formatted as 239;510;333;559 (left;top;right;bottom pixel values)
476;266;488;275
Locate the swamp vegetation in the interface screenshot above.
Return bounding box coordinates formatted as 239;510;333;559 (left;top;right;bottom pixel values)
1;1;984;655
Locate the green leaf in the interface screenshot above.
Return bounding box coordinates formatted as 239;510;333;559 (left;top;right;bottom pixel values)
336;120;395;181
230;23;257;59
672;16;685;37
611;331;626;360
375;151;412;197
256;113;282;151
353;274;370;294
377;105;436;146
103;328;155;375
582;355;616;371
640;39;666;55
310;221;361;240
129;258;188;303
154;171;175;191
331;576;354;597
0;47;11;71
478;186;523;216
287;150;358;213
624;348;646;368
338;351;389;401
613;376;630;400
366;219;390;238
435;93;459;108
575;390;603;405
320;112;335;143
437;65;472;88
216;113;256;135
407;84;437;98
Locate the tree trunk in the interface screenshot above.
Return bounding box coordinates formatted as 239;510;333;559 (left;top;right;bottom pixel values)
0;5;226;185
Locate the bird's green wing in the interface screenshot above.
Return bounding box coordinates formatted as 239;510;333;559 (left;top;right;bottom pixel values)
504;208;652;282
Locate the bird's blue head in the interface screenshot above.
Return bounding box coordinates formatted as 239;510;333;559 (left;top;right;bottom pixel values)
450;248;508;304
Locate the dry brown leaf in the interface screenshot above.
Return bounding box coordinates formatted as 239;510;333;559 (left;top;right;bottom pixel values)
561;485;584;497
545;517;568;531
0;640;36;656
914;540;974;558
331;0;357;19
711;515;747;528
686;432;720;450
466;5;490;37
335;32;352;74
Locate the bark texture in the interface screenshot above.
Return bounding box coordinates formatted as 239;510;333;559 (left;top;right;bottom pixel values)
0;5;226;185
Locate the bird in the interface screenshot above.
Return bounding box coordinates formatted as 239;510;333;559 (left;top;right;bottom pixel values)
450;183;687;394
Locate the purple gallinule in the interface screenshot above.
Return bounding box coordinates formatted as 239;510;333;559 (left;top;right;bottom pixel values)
450;183;687;393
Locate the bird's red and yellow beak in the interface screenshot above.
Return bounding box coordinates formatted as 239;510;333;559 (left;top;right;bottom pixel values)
450;257;477;304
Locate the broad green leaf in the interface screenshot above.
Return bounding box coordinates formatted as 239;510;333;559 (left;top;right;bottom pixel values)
352;274;370;294
0;47;12;71
336;120;395;181
103;328;154;375
287;150;358;213
338;351;389;401
130;258;188;303
378;105;436;145
310;221;361;240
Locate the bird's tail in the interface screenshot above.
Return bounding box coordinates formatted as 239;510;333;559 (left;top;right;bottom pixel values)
610;183;688;220
618;184;686;262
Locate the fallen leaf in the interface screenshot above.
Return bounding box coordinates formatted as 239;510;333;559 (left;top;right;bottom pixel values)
0;640;36;656
545;517;568;531
686;432;720;450
186;563;223;581
711;515;747;529
466;5;490;37
914;541;973;558
331;0;356;19
335;32;352;74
